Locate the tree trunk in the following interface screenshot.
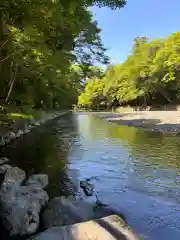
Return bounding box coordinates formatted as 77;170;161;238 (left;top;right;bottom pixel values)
0;13;11;103
5;65;17;103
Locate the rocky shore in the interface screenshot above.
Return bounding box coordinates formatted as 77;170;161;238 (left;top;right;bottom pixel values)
97;111;180;134
0;111;68;148
0;111;138;239
0;157;138;240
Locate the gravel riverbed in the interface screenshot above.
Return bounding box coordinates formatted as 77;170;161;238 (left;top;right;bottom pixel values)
97;111;180;134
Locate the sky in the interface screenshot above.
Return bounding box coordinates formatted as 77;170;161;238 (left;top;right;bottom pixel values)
91;0;180;64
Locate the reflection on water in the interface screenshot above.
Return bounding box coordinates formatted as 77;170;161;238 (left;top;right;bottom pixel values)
1;112;180;239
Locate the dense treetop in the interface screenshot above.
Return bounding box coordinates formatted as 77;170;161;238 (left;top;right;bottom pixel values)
78;32;180;109
0;0;126;111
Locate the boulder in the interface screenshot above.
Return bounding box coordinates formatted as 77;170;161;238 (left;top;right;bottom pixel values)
23;129;31;134
25;174;48;189
0;136;5;147
80;180;94;196
0;157;9;165
1;166;26;188
34;122;40;127
16;129;23;138
4;131;16;143
0;164;12;174
0;184;49;208
0;184;49;209
1;198;40;236
0;184;49;236
29;215;137;240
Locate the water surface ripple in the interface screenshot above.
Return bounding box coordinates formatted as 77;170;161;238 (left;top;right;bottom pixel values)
1;112;180;240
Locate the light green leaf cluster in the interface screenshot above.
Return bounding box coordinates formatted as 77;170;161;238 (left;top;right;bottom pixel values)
78;32;180;109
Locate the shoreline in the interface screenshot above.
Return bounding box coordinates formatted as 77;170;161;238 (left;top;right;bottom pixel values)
0;111;69;148
0;161;136;239
95;111;180;134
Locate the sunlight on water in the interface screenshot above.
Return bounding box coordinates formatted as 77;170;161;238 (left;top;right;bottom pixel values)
2;112;180;240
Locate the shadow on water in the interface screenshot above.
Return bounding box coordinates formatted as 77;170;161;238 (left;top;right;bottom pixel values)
0;113;79;198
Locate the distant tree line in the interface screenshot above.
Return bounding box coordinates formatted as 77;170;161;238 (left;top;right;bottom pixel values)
78;33;180;109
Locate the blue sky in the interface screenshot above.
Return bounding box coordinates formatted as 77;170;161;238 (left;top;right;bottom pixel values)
91;0;180;64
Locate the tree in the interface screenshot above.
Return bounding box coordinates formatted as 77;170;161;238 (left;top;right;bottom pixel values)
0;0;126;110
78;32;180;109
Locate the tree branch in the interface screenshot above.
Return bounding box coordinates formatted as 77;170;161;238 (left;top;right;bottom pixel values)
0;52;14;65
0;39;8;51
5;66;17;103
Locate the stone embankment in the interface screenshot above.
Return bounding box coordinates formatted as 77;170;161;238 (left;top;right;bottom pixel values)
0;111;67;148
0;112;138;239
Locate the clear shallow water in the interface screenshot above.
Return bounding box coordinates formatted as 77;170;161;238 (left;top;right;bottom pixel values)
1;112;180;239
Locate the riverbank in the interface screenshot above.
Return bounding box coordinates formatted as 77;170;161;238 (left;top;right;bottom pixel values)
96;111;180;134
0;111;69;148
0;158;137;239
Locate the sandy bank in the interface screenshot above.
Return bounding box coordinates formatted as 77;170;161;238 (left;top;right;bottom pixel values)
97;111;180;134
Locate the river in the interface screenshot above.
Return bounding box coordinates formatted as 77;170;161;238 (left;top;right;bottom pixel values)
1;112;180;240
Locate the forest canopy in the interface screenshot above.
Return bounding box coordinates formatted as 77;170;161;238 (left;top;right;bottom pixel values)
0;0;126;110
78;33;180;109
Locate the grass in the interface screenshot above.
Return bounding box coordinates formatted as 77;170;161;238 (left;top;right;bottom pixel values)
8;112;33;119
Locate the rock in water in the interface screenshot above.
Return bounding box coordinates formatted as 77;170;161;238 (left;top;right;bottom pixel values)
16;129;23;138
25;174;48;189
4;131;16;143
34;122;40;126
1;166;26;188
0;136;5;147
0;184;49;236
0;157;9;165
23;129;31;134
80;180;94;196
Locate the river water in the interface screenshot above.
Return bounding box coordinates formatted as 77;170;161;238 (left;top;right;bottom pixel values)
1;112;180;240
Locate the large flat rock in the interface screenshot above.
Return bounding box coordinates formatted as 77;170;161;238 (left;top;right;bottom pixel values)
31;215;138;240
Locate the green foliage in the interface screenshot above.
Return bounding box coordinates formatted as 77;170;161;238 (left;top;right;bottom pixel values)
8;113;33;119
90;0;126;8
78;32;180;109
0;0;126;110
78;77;106;108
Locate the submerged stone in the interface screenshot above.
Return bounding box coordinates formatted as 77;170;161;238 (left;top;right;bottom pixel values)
80;180;94;196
